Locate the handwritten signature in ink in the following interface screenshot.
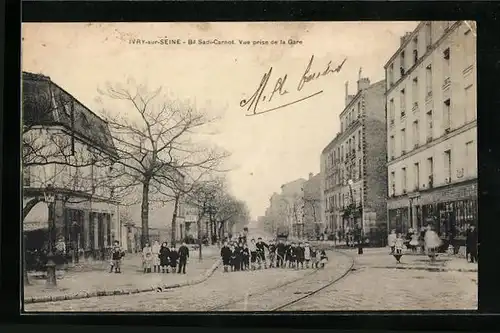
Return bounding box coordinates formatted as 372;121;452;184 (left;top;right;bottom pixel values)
240;55;347;116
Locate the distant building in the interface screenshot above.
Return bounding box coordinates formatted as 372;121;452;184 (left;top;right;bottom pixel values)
385;21;477;238
320;76;387;244
303;172;322;239
22;71;122;260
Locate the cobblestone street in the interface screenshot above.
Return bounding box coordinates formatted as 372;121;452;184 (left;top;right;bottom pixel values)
23;248;477;312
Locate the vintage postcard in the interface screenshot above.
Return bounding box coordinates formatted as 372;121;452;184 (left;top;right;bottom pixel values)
21;21;477;312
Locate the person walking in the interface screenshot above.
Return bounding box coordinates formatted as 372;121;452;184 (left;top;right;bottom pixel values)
177;242;189;274
424;225;442;262
387;229;397;254
393;233;404;263
142;242;153;273
466;224;478;263
159;242;170;273
109;240;124;273
152;241;161;273
220;241;232;273
168;246;178;273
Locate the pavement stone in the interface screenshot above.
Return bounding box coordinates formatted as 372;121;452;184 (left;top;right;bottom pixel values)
24;247;221;303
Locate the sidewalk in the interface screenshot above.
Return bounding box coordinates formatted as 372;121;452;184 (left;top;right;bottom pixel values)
24;246;221;304
341;247;478;272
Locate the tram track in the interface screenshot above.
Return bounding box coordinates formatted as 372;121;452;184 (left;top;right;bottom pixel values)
209;250;355;312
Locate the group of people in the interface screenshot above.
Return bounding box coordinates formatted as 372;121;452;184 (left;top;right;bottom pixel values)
220;237;328;272
387;224;479;263
141;241;190;274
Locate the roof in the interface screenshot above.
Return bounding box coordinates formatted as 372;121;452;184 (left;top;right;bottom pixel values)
22;71;118;158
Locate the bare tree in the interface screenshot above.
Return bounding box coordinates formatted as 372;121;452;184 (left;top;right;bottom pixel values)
303;194;321;238
213;194;250;242
98;82;229;248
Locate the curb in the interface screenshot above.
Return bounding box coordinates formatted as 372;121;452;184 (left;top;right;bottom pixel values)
25;258;222;304
387;266;477;273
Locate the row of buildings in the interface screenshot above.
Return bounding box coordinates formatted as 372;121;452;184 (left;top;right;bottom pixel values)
22;71;195;259
262;21;477;244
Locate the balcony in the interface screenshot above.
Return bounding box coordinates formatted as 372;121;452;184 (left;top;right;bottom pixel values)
442;77;451;91
412;102;419;113
400;109;406;120
425;90;432;103
463;64;474;77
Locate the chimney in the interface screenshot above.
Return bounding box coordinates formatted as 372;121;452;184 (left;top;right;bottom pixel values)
357;77;370;92
400;32;412;46
309;172;313;180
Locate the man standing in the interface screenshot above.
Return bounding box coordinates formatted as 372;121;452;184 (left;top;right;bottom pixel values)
466;224;478;263
276;239;286;268
256;237;269;269
110;240;124;273
177;242;189;274
220;241;232;273
268;240;277;268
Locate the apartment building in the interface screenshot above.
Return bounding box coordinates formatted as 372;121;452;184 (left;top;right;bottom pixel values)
22;71;122;260
320;77;387;244
385;21;477;239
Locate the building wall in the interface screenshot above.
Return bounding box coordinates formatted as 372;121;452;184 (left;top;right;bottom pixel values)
362;81;388;233
385;21;477;236
303;173;322;237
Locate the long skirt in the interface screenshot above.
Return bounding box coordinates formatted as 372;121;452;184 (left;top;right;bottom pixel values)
152;255;160;266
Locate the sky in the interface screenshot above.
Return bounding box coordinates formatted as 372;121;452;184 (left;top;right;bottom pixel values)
22;21;418;222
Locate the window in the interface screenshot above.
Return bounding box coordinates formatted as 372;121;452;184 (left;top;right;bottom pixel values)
465;84;475;122
412;120;419;148
427;157;434;188
465;141;476;178
426;110;433;141
341;121;344;132
389;135;395;158
23;166;30;186
400;88;406;115
464;27;475;69
443;99;451;131
390;171;396;195
413;37;419;64
358;130;362;150
443;48;451;80
425;22;432;47
412;77;419;106
389;98;395;124
425;64;432;98
402;167;407;192
358;158;362;179
400;51;406;76
357;102;361;118
401;128;406;153
444;150;452;182
389;63;394;86
414;162;420;190
341;145;344;161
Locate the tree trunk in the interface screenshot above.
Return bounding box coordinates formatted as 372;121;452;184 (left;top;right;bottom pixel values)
197;215;203;260
23;196;42;222
141;181;150;249
170;194;180;247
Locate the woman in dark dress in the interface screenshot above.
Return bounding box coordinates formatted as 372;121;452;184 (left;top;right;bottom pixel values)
168;246;179;274
159;242;170;273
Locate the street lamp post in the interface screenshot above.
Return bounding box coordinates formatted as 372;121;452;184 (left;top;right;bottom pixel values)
44;184;57;286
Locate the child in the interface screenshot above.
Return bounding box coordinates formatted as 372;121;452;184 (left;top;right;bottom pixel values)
159;242;170;273
109;240;124;273
319;250;328;269
393;233;404;263
220;241;232;273
242;244;250;271
310;247;318;269
304;242;311;268
288;243;297;268
142;242;153;273
168;246;179;273
297;243;305;269
248;239;257;270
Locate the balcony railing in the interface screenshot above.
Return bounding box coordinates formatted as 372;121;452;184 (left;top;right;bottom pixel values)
412;102;419;113
463;64;473;76
390;119;395;126
426;135;432;143
442;77;451;90
401;109;406;118
425;90;433;102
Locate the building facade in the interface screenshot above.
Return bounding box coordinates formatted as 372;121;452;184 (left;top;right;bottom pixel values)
385;21;477;240
303;172;322;239
22;71;122;260
321;77;387;244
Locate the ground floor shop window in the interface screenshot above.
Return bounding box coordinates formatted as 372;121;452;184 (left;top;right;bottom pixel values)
388;207;409;234
420;198;477;238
